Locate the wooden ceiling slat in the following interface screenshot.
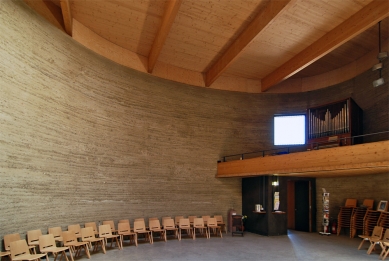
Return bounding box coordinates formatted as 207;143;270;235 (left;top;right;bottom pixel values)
261;0;389;92
148;0;182;73
60;0;72;35
204;0;295;87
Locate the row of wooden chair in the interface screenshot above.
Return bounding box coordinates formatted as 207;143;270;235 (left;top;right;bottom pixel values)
1;216;225;260
358;226;389;260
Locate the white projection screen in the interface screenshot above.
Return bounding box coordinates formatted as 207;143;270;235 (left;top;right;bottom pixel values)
274;115;306;145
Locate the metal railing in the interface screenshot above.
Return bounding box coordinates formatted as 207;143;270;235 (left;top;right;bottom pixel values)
220;131;389;163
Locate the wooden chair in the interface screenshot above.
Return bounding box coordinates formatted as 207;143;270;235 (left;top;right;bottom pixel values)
99;224;121;250
133;220;152;244
48;226;64;244
214;215;227;234
193;218;209;239
162;217;171;223
174;216;184;227
379;229;389;260
102;220;117;234
4;233;36;255
367;227;385;255
178;218;193;240
117;222;137;247
188;216;197;226
81;227;106;254
0;251;10;261
62;230;90;259
39;234;73;261
358;226;383;251
26;229;42;252
162;218;178;240
149;219;166;243
67;224;82;239
10;239;49;261
207;217;222;238
84;222;99;236
202;215;210;226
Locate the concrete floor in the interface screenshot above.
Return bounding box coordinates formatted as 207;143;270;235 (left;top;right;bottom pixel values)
65;230;383;261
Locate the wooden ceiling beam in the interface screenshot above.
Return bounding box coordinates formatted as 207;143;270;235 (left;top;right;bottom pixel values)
261;0;389;92
60;0;72;36
204;0;294;87
148;0;182;73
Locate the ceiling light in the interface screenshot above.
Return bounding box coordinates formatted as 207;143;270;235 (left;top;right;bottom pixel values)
373;78;385;88
372;63;383;71
377;52;388;60
372;21;386;87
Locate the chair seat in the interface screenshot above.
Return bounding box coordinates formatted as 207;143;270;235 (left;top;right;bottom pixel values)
12;253;48;261
0;251;10;257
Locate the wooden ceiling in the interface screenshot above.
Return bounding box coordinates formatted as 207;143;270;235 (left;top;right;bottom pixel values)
25;0;389;92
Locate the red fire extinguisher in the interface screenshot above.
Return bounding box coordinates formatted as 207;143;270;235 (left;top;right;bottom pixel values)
331;220;337;234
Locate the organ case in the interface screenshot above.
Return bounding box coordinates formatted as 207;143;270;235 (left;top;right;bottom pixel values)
307;98;363;148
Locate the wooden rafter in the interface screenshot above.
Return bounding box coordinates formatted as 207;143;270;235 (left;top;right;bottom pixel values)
204;0;294;87
261;0;389;92
60;0;72;36
148;0;182;73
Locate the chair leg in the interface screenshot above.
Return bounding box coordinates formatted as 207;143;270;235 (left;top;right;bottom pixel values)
358;238;367;250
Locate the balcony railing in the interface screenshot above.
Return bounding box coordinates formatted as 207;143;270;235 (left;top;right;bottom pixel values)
220;131;389;163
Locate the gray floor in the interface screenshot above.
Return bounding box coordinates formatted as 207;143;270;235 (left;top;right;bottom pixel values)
71;230;381;261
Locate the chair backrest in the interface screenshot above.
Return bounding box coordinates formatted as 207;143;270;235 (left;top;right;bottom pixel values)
382;229;389;241
188;216;197;224
202;215;210;223
133;220;146;232
81;227;96;241
207;217;217;227
4;233;21;251
175;216;184;225
372;226;384;238
27;229;42;245
162;217;171;222
214;215;224;224
117;222;132;234
163;218;175;229
362;199;374;209
10;239;30;259
62;231;78;246
193;218;204;228
148;217;158;225
119;219;130;224
99;224;113;237
85;222;98;234
345;198;357;207
179;218;190;229
134;218;144;222
48;226;63;239
102;220;116;232
39;234;56;252
68;224;81;236
149;219;161;231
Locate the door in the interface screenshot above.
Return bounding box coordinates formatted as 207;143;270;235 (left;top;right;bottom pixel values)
295;180;310;232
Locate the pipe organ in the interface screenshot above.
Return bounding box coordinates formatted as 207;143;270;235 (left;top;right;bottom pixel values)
307;98;363;148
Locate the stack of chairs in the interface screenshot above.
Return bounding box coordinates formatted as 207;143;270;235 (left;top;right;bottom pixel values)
350;199;374;238
337;199;357;236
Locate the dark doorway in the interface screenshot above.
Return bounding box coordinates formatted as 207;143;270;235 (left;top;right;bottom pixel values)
295;180;310;232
